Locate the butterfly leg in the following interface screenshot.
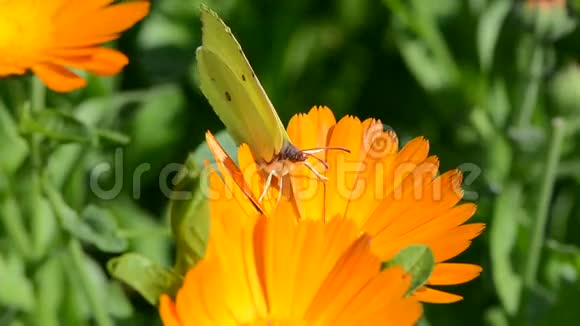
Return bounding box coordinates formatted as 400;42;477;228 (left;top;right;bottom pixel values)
259;170;275;202
276;175;283;207
304;161;328;181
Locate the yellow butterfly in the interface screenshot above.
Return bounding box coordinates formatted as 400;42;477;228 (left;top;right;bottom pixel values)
196;5;348;203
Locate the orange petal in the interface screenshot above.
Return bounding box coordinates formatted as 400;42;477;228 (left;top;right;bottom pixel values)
413;287;464;303
378;136;432;205
405;203;477;239
47;46;102;57
427;223;486;262
48;47;128;76
55;1;150;46
333;266;421;325
428;263;482;285
306;234;380;323
374;169;465;242
343;125;399;227
31;63;86;92
0;64;27;76
259;215;360;320
287;107;336;221
288;106;337;148
159;295;182;326
324;116;365;220
364;155;439;241
83;48;129;75
209;214;268;322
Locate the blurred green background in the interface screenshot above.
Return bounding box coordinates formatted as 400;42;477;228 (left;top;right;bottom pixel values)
3;0;580;324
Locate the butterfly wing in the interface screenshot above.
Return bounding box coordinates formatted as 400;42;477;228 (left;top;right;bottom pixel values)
197;5;288;163
205;131;263;212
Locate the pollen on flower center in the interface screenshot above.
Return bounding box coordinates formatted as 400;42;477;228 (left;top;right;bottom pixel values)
0;5;52;68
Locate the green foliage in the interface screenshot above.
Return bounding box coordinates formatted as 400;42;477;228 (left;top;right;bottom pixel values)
107;253;180;306
382;244;436;296
3;0;580;324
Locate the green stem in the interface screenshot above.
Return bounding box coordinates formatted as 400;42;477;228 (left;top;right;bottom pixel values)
524;117;566;286
29;77;46;168
31;76;46;113
516;44;543;127
68;240;113;326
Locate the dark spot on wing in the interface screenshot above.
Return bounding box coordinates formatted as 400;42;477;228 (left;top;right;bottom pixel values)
242;74;246;81
225;91;232;101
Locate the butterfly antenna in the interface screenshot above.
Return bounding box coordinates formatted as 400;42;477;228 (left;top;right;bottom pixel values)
302;146;351;154
304;153;329;169
302;146;351;170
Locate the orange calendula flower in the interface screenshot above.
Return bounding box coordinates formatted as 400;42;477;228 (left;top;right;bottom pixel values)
209;106;485;303
0;0;150;92
159;165;422;325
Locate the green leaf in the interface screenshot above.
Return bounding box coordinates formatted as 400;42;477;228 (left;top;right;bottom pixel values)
490;183;524;316
108;196;171;266
60;266;90;325
385;0;459;90
43;180;127;253
470;108;496;142
78;205;129;253
60;246;113;324
0;190;33;258
477;0;511;72
544;241;580;290
411;0;459;19
168;156;211;275
20;109;96;144
486;78;511;128
382;244;435;295
106;282;134;318
548;63;580;117
74;90;146;126
30;191;58;259
0;253;35;311
484;135;512;189
107;253;181;305
30;257;64;326
0;102;28;174
46;144;88;190
129;85;185;151
484;307;510;326
13;170;59;259
394;35;451;92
